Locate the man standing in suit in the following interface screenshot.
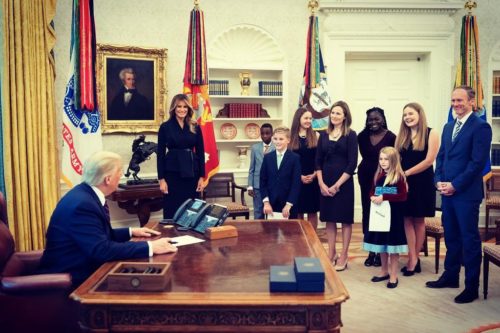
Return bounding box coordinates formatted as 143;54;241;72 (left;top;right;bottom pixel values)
426;86;492;303
108;68;153;121
247;123;274;219
260;126;302;219
39;151;177;287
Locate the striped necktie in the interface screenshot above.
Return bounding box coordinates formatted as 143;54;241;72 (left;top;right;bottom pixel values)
103;201;111;222
263;145;270;154
452;120;462;142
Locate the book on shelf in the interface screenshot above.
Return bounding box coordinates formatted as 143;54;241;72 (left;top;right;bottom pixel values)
258;81;283;96
492;148;500;166
216;103;270;118
209;80;229;95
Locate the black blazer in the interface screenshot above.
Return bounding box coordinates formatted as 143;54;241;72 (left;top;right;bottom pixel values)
108;88;153;120
260;149;302;209
38;183;149;286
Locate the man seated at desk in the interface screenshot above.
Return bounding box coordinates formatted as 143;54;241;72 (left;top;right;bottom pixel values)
39;151;177;287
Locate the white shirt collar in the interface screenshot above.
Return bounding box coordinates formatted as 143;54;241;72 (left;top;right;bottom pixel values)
276;149;287;155
456;110;473;125
91;186;106;206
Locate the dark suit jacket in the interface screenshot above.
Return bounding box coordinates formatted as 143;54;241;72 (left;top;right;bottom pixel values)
435;113;492;201
260;149;302;210
108;88;153;120
38;183;149;286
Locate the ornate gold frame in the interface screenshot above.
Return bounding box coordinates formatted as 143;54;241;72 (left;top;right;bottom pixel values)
96;44;168;133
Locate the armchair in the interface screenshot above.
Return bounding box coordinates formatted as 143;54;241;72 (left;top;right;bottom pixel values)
0;217;77;332
203;173;250;219
485;171;500;238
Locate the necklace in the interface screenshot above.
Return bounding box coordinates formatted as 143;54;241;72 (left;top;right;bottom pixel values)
330;129;341;140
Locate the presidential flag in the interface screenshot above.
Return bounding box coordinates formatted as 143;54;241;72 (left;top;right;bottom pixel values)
183;3;219;185
61;0;102;187
449;13;491;180
298;13;332;131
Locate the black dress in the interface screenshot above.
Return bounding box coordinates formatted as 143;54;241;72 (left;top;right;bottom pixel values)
363;173;408;254
357;130;397;234
400;128;436;217
292;137;319;214
315;130;358;223
157;119;205;219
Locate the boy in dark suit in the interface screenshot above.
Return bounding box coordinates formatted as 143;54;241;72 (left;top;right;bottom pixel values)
260;126;302;219
248;123;274;219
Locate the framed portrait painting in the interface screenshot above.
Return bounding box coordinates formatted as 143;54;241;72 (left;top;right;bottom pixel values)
96;44;168;133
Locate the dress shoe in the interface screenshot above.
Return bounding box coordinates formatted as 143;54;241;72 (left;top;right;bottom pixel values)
387;279;399;289
364;252;375;267
371;274;390;282
373;253;381;267
335;258;348;271
454;288;478;304
401;259;422;276
426;275;459;289
402;259;421;276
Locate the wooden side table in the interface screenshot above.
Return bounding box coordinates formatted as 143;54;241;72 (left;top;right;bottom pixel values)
107;184;163;227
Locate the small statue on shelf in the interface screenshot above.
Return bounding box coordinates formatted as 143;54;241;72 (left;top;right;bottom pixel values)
124;135;158;185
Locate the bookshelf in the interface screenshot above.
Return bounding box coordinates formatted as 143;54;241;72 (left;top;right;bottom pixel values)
208;25;286;178
490;70;500;167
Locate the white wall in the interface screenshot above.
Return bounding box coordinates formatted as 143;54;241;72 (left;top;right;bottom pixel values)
53;0;500;224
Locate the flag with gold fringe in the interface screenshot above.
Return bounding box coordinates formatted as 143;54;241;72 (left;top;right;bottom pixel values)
298;10;332;131
183;3;219;185
449;12;491;181
61;0;102;188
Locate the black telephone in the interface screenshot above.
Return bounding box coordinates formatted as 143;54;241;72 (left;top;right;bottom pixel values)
192;204;229;234
160;199;229;233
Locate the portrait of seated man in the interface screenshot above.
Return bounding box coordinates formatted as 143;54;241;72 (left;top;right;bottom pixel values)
108;67;154;121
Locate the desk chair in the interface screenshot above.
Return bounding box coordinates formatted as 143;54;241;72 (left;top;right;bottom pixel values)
483;219;500;299
0;194;77;333
203;173;250;219
485;172;500;238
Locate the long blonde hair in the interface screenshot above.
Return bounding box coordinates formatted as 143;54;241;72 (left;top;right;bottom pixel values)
395;102;428;152
375;147;405;186
168;94;197;134
327;101;352;137
290;107;317;150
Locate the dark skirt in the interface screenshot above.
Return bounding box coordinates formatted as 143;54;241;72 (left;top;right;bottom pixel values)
163;172;199;219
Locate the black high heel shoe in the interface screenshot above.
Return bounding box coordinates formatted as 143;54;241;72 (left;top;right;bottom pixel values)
403;259;421;276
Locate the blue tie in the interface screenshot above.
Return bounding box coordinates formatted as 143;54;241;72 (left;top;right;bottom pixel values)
452;120;462;142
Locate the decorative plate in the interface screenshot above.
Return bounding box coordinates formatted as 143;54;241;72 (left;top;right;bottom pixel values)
245;123;260;139
220;123;237;140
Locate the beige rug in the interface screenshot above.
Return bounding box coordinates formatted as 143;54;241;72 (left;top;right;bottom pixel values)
328;251;500;333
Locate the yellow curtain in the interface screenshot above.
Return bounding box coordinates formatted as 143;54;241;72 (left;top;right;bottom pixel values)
2;0;59;251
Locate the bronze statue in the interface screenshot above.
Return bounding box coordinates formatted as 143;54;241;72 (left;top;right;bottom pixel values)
124;135;158;184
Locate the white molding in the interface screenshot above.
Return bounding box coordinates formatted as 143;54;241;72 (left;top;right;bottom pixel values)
320;0;463;15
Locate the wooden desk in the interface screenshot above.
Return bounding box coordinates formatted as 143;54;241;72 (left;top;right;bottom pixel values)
107;184;163;227
71;220;349;332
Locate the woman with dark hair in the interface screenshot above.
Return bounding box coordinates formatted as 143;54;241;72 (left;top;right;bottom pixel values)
357;107;396;267
157;94;205;219
290;107;320;229
396;102;439;276
316;101;358;271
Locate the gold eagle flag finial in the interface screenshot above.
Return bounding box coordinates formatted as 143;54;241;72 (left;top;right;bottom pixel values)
464;0;477;15
308;0;319;15
194;0;200;8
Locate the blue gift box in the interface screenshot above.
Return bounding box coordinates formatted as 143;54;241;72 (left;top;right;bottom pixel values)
269;265;297;292
294;257;325;282
294;257;325;292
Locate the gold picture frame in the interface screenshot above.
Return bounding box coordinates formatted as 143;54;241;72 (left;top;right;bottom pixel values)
96;44;168;133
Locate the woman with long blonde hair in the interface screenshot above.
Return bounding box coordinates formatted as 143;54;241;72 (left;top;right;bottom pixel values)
395;102;439;276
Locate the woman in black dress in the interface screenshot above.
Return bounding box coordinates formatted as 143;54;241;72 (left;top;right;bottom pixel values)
395;102;439;275
290;107;320;229
357;107;396;267
157;94;205;219
316;101;358;271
